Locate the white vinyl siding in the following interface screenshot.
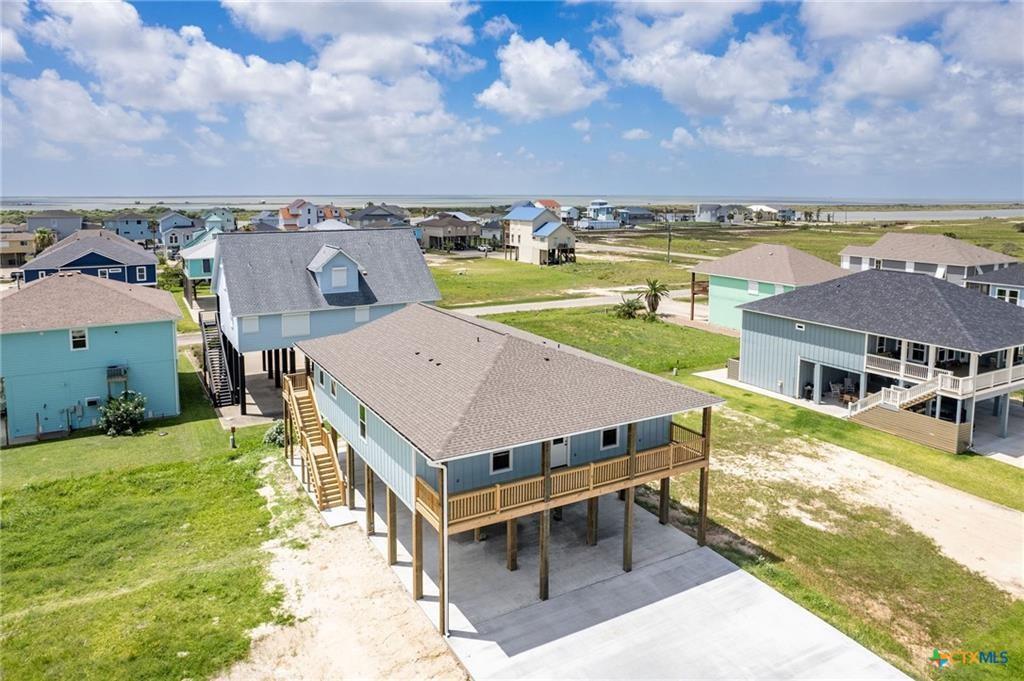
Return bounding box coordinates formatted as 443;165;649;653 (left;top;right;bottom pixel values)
281;312;310;337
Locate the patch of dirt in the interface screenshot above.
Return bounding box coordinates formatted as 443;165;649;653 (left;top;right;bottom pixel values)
216;458;467;681
714;409;1024;598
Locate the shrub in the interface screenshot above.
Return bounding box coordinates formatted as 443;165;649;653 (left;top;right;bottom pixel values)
612;295;645;320
641;311;661;323
264;419;286;447
98;391;147;436
157;267;183;290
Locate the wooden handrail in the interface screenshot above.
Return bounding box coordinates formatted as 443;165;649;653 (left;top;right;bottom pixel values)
322;423;345;499
299;429;327;509
446;431;707;524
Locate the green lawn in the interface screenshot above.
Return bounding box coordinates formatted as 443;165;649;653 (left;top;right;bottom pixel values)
604;217;1024;264
493;308;1023;678
0;355;293;679
431;257;695;307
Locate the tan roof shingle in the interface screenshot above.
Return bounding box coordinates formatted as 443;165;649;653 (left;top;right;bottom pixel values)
839;233;1017;267
691;243;845;286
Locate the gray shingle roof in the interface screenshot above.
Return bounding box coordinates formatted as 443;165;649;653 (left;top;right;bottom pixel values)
0;272;180;334
966;263;1024;287
691;243;845;286
739;269;1024;353
28;210;81;219
23;230;157;270
215;229;439;317
840;233;1017;267
298;304;722;460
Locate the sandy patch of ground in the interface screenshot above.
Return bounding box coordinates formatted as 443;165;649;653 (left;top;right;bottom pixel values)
216;459;466;681
714;410;1024;598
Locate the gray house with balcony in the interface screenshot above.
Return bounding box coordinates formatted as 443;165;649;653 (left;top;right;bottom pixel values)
839;233;1017;286
737;269;1024;453
285;304;721;633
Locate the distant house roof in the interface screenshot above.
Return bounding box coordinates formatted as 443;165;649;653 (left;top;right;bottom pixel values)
105;212;151;222
739;269;1024;353
215;229;439;317
504;205;546;221
0;272;180;334
966;262;1024;287
747;204;779;213
179;238;217;261
23;230;157;271
27;210;81;219
298;304;722;460
419;215;479;230
840;233;1017;267
535;199;561;210
245;220;281;233
619;206;654;215
349;203;409;222
691;244;845;287
533;221;565;238
303;219;354;231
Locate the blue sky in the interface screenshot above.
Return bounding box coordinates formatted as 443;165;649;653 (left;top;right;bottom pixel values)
2;1;1022;200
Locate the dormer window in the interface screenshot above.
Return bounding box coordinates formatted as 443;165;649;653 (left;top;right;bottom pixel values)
331;267;348;288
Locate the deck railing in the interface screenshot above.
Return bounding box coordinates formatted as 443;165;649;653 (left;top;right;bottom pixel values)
939;364;1024;396
442;428;707;526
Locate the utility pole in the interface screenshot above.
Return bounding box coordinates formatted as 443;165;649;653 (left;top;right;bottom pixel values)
666;221;673;264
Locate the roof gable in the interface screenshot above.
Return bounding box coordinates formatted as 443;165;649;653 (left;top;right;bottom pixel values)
24;230;157;270
691;244;845;286
840;233;1017;267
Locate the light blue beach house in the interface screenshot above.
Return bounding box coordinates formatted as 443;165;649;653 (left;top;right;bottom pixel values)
0;272;181;444
208;229;438;413
102;212;154;244
967;263;1024;307
20;230;158;286
284;304;721;633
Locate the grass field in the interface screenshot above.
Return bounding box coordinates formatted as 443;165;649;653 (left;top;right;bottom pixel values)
491;307;1023;678
603;218;1024;264
0;355;293;680
431;256;695;307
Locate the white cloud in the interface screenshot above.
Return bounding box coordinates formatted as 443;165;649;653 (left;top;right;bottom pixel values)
799;1;946;40
941;3;1024;70
827;36;944;101
33;141;73;162
613;1;760;53
6;70;167;149
482;14;518;40
24;0;495;167
572;117;591;133
660;127;696;150
1;0;28;62
615;29;814;116
476;34;607;121
622;128;651;140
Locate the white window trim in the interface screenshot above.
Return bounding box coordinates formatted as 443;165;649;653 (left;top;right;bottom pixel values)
241;316;260;334
490;450;513;474
331;266;348;288
600;427;619;451
330;379;337;397
69;328;88;351
358;403;367;440
136;266;147;281
97;268;109;279
318;368;325;387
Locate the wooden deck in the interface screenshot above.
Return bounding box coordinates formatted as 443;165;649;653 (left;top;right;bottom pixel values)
416;423;709;534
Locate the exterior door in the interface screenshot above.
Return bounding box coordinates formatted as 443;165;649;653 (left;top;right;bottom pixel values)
550;437;569;468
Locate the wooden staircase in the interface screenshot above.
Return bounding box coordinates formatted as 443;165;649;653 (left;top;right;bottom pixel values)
200;313;233;407
285;373;346;510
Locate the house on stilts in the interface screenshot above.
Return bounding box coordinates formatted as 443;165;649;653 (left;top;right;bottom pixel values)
283;304;723;633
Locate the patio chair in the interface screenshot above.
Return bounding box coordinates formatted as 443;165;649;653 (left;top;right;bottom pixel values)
843;377;855;392
829;382;843;399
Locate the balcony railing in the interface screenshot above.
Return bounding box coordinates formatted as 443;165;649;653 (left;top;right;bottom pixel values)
865;354;953;381
939;364;1024;397
434;423;707;530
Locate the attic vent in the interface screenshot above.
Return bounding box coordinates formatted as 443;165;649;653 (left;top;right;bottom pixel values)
414;351;420;355
544;357;550;361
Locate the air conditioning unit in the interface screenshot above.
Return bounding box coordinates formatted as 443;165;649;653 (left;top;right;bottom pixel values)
107;365;128;379
85;397;102;407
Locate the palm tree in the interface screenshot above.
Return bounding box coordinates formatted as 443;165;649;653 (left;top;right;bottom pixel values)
33;228;56;253
642;278;670;314
613;295;644;319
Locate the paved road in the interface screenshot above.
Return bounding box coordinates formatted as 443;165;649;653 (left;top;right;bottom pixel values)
457;288;692;317
178;332;201;347
576;241;718;261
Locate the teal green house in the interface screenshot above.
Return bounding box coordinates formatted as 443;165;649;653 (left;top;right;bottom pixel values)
691;244;846;330
0;273;181;445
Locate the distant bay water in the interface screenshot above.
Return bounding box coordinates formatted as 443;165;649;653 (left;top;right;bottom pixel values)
2;195;1022;222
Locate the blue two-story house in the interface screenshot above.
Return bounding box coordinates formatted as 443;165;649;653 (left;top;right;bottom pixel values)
0;272;181;444
288;304;722;633
102;212;154;244
20;230;158;286
210;229;439;414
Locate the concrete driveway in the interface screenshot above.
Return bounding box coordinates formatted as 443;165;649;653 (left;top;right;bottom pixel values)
346;465;904;680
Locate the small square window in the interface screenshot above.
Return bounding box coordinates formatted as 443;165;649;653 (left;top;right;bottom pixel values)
331;267;348;288
600;427;619;450
136;266;147;281
97;269;109;279
241;316;259;334
70;328;88;351
490;450;512;474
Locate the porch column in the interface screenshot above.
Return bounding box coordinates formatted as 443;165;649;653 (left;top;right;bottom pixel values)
539;440;551;601
899;339;909;379
623;423;637;572
289;348;297;375
305;357;312;376
969;353;979;380
659;478;671;524
346;446;357;507
966;397;977;448
506;519;518;571
698;406;712;546
927;344;937;379
386;488;397;565
955;398;962;425
267;347;273;380
437;465;447;635
935;394;942;420
992;394;1002;417
1001;395;1011;438
586;497;598;545
261;350;267;372
274;349;281;388
859;373;867;399
237;352;246;416
365;463;375;535
412;507;423;599
812;363;822;404
689;271;696;321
